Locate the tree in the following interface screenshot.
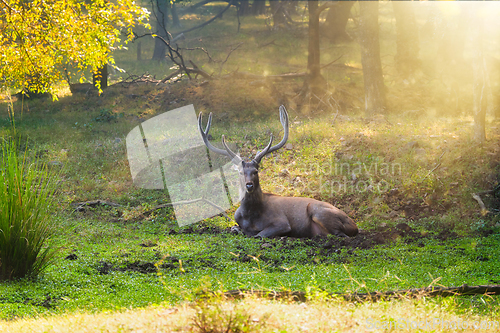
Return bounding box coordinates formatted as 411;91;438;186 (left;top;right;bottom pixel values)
269;0;287;28
298;0;336;107
470;4;486;143
152;0;170;61
238;0;250;16
0;0;149;96
251;0;266;16
359;1;386;116
306;0;324;95
392;1;420;80
322;1;354;42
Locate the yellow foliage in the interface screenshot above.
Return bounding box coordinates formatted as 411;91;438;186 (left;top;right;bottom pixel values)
0;0;150;95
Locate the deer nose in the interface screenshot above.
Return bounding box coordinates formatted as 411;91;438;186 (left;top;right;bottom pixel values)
246;182;254;193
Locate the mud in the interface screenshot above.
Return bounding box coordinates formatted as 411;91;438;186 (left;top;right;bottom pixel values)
90;223;484;275
169;222;461;250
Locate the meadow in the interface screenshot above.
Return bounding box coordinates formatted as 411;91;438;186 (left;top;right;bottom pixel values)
1;1;500;332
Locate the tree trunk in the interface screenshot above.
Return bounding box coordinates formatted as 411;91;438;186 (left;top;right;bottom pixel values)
251;0;266;15
136;41;142;61
171;2;181;28
152;0;169;61
307;0;323;95
323;1;353;42
393;1;420;80
93;64;108;90
471;5;486;143
359;1;386;116
238;0;250;16
269;0;286;28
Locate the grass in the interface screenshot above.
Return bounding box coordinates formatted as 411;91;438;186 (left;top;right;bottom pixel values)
2;295;500;332
1;0;500;330
0;139;58;281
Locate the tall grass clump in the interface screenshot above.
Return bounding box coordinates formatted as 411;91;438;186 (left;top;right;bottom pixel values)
0;139;58;280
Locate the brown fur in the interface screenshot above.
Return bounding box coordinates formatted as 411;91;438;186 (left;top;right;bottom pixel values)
234;161;358;238
198;106;358;238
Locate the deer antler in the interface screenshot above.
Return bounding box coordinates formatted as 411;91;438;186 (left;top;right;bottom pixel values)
254;105;289;164
198;112;243;164
198;105;289;165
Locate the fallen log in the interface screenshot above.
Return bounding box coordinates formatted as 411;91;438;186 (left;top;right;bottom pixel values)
220;284;500;302
71;200;123;212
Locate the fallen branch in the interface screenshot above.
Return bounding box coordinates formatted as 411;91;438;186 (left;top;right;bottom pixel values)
178;0;231;15
227;71;307;80
257;39;277;48
422;151;446;181
159;69;182;83
320;55;343;70
472;193;489;216
225;56;343;81
72;200;123;212
119;74;161;85
174;0;235;35
189;60;212;79
220;284;500;302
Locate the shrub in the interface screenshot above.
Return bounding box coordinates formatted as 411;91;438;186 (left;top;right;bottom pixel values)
0;139;58;280
191;298;269;333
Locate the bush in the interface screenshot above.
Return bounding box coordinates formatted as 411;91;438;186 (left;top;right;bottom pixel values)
0;140;58;280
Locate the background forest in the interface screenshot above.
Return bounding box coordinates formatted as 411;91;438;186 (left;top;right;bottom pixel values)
1;1;500;332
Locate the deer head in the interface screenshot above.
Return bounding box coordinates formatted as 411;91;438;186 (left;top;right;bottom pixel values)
198;106;289;195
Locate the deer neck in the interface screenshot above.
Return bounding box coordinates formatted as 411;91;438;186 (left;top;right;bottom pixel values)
241;186;264;208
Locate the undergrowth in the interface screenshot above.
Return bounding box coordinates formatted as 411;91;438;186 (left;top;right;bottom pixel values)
0;0;500;328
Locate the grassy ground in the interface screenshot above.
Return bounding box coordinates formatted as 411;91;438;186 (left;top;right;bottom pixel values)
3;296;500;332
1;1;500;331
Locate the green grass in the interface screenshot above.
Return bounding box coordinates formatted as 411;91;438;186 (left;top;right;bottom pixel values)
0;216;500;320
0;139;58;281
1;0;500;326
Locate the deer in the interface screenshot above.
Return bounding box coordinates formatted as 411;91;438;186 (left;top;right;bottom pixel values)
198;106;359;238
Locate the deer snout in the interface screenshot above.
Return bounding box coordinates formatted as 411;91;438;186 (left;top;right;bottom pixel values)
245;182;254;193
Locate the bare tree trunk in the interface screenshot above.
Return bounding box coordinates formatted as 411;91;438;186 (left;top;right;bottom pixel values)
171;2;181;28
269;0;286;28
393;1;420;80
471;5;486;143
152;0;169;61
251;0;266;15
307;0;321;89
239;0;250;16
136;41;142;61
323;1;353;42
252;0;266;15
359;1;385;116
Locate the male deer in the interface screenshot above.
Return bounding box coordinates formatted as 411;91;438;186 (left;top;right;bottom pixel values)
198;106;358;238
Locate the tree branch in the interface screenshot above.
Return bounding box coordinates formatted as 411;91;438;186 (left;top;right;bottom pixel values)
174;0;235;35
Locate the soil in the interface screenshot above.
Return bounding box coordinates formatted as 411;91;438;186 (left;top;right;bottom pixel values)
88;222;472;275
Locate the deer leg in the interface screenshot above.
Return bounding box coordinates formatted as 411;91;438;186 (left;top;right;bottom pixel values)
307;202;356;237
254;222;292;238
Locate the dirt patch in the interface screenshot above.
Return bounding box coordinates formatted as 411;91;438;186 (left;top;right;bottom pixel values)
95;258;181;275
174;222;458;251
167;225;226;235
88;223;481;275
